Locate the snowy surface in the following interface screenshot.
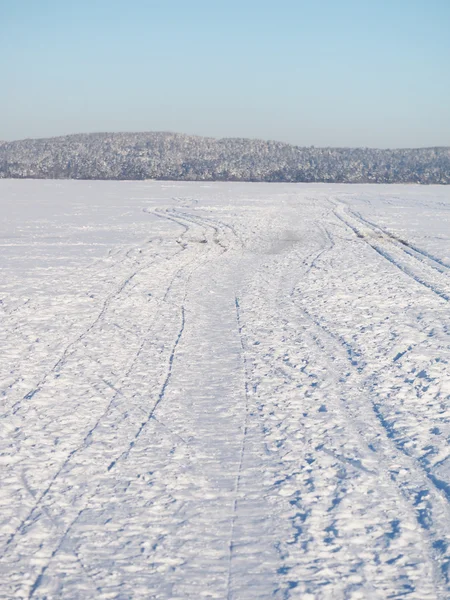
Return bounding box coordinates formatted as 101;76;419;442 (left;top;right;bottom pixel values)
1;180;450;599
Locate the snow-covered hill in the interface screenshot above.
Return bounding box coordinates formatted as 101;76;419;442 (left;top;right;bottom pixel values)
1;180;450;599
0;132;449;183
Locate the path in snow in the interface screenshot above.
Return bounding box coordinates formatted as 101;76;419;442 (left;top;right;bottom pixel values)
1;181;450;599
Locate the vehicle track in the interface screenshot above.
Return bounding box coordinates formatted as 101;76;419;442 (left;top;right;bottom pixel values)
106;304;186;471
3;184;450;599
9;207;237;597
6;247;182;417
226;296;251;600
291;297;450;596
347;207;450;274
241;215;448;597
332;202;450;303
1;209;204;533
291;215;450;594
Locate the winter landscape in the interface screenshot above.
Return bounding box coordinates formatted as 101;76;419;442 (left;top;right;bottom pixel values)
1;179;450;599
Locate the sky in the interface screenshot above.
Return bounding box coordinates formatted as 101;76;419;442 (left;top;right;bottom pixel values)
1;0;449;147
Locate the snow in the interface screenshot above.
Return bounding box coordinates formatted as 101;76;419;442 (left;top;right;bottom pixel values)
1;179;450;599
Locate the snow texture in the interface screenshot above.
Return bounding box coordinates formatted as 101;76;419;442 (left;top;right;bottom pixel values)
1;180;450;599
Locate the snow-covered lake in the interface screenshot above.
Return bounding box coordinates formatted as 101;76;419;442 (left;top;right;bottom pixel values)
1;180;450;599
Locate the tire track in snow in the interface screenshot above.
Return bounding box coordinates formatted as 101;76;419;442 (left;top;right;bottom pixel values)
347;207;450;275
106;207;234;472
7;208;234;594
328;206;450;514
231;224;341;598
2;211;188;410
226;296;251;600
28;510;88;599
303;224;335;275
1;210;198;557
243;218;447;597
19;471;100;598
1;334;152;556
333;204;450;303
9;250;178;415
106;304;186;471
0;243;162;401
286;221;450;595
279;319;444;594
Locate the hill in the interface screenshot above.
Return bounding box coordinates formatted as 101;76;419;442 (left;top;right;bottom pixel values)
0;132;449;183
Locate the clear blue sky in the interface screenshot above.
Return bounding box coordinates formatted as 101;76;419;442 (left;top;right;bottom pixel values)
1;0;449;147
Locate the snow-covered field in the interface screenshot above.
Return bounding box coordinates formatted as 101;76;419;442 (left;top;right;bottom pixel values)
1;180;450;600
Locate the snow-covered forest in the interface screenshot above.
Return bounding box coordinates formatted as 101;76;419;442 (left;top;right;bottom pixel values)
1;132;449;183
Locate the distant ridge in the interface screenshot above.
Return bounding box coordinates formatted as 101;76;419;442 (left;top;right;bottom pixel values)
0;131;449;184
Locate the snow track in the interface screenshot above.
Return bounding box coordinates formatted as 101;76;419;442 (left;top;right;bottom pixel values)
1;181;450;599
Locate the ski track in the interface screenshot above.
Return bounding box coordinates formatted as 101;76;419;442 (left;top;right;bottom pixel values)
1;180;450;599
226;296;250;600
7;207;236;599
